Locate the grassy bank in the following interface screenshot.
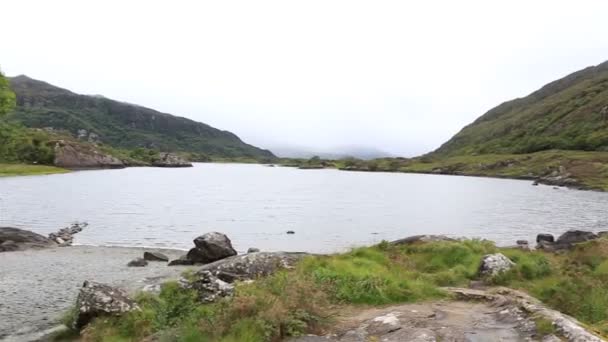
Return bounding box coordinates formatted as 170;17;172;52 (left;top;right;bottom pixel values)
66;238;608;341
282;150;608;191
0;163;68;177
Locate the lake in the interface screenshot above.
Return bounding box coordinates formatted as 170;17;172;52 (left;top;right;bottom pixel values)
1;163;608;253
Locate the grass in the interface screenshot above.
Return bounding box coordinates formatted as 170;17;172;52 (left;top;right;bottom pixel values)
330;150;608;191
64;238;608;341
76;240;497;341
0;163;68;177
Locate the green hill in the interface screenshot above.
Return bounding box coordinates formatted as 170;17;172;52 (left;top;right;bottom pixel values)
434;60;608;156
7;75;275;160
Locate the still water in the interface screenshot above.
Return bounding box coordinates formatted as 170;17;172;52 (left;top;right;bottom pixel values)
1;163;607;253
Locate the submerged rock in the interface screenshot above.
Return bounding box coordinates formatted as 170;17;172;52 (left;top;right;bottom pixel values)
143;251;169;262
73;281;139;329
247;247;260;253
188;232;237;264
127;258;148;267
478;253;515;277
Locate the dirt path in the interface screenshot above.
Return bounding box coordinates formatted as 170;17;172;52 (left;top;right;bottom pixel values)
293;300;534;341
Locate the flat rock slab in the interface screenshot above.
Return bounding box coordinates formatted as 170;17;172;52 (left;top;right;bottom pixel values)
292;301;534;342
0;246;191;341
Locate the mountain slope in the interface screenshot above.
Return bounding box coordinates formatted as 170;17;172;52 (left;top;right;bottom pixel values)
434;60;608;156
7;76;275;159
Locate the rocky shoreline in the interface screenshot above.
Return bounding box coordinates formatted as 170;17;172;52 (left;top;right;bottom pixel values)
2;228;608;341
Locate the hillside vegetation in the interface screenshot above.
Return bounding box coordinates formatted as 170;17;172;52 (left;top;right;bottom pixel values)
8;76;274;160
435;60;608;156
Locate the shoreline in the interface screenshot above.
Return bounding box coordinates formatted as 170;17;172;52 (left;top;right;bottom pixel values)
0;245;193;340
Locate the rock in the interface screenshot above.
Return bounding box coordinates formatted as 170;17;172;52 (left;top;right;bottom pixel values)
0;227;55;252
247;247;260;253
185;252;307;302
532;180;540;186
536;234;555;244
53;140;125;169
478;253;515;277
555;230;598;246
151;152;193;167
73;281;139;329
598;231;608;238
127;258;148;267
186;270;235;303
286;230;296;234
168;255;195;266
516;240;528;246
48;222;87;246
188;232;237;264
0;240;19;252
390;235;456;246
143;251;169;262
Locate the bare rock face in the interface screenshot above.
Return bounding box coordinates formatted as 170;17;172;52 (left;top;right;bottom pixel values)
73;281;139;329
478;253;515;277
0;227;55;252
53;140;124;169
187;232;237;264
185;252;307;302
151;152;192;167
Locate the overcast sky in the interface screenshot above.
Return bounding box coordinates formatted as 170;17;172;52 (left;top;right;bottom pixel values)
2;0;608;157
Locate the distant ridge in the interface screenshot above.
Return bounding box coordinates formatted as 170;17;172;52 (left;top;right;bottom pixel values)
434;60;608;156
8;75;275;159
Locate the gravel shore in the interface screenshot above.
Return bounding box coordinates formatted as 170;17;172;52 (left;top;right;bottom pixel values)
0;246;193;341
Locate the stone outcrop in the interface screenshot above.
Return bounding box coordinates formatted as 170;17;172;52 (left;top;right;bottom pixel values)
184;252;307;302
151;152;192;167
537;230;600;251
187;232;237;264
536;166;580;188
448;287;604;342
0;227;55;252
48;222;87;246
143;251;169;262
52;140;125;169
73;281;139;329
168;255;195;266
390;235;456;246
478;253;515;277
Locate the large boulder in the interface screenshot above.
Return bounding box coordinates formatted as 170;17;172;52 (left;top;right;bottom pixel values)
478;253;515;277
0;227;55;252
143;251;169;262
185;252;307;302
555;230;598;246
73;281;139;329
187;232;237;264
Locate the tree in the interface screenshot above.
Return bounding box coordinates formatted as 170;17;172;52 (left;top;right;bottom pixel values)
0;69;16;117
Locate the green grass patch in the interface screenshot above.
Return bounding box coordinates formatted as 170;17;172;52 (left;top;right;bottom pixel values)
0;163;68;177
